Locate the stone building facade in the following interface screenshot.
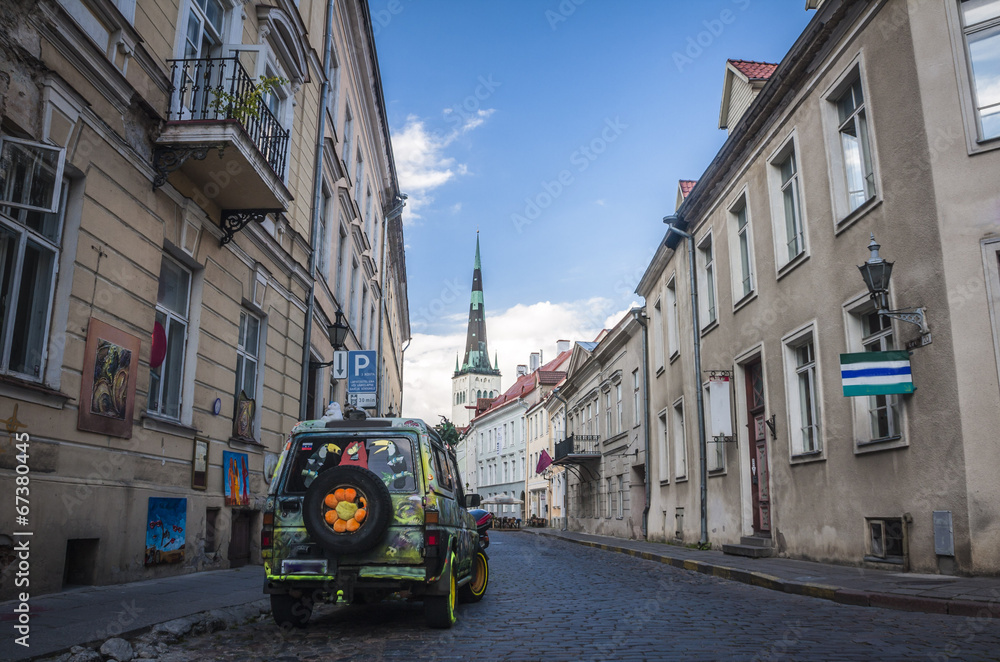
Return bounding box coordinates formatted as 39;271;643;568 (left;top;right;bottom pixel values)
0;0;407;599
638;0;1000;575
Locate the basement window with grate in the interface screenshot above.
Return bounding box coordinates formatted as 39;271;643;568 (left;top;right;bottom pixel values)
867;517;904;562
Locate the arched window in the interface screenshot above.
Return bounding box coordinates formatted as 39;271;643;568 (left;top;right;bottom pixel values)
477;390;482;399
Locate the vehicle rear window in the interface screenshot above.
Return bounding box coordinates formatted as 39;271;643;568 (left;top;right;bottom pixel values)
284;435;417;493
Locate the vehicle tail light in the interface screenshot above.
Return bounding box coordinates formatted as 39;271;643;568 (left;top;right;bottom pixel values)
261;512;274;549
427;533;438;546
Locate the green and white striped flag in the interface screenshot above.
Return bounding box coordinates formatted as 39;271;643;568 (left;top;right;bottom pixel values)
840;351;914;397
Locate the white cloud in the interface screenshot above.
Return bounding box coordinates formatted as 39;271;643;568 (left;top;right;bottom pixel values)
449;202;463;214
402;297;617;423
603;301;641;330
392;110;494;225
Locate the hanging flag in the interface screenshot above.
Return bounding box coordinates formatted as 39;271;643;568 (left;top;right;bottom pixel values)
840;351;914;396
535;449;553;474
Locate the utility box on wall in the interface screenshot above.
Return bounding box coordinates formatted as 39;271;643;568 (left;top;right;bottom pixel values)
933;510;955;557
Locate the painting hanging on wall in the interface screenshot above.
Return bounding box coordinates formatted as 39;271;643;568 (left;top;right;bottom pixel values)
77;318;140;438
145;497;186;566
192;438;208;490
223;451;250;506
232;390;255;441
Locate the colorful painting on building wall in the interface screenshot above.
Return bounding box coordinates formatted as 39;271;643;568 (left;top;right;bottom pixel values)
223;451;250;506
77;318;140;438
145;497;186;566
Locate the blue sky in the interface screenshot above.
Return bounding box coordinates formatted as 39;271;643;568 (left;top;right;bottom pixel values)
372;1;814;421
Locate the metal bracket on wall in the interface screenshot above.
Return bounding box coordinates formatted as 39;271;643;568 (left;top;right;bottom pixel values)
705;369;733;380
711;435;737;443
219;209;283;246
764;414;777;440
151;143;226;189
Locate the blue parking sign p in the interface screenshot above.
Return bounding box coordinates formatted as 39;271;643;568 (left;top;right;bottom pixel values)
347;350;378;393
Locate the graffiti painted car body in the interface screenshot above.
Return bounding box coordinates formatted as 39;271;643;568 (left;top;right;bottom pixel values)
262;416;487;628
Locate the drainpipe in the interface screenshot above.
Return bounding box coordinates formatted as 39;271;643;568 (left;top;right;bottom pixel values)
299;0;336;420
375;194;406;415
663;215;709;548
550;388;569;531
631;307;651;540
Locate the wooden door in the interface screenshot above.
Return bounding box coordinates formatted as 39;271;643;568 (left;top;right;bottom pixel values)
228;511;251;568
745;360;770;534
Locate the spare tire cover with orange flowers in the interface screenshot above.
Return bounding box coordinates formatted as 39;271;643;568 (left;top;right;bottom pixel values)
302;465;392;554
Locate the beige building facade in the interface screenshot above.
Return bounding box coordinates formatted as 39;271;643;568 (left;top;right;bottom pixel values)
554;316;648;540
638;0;1000;575
0;0;407;599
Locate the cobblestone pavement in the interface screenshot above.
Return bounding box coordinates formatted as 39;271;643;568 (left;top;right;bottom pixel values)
159;532;1000;662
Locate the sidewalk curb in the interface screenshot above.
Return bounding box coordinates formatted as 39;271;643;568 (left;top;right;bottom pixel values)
532;530;996;619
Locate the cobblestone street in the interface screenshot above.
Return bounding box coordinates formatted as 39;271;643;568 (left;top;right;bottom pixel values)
157;532;1000;661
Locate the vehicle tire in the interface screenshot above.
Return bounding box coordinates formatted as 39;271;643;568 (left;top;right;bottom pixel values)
270;593;312;629
303;465;392;554
458;547;489;603
424;552;457;628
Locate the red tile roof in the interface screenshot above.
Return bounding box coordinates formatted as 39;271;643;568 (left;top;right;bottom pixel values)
729;59;778;82
473;350;572;419
538;370;566;385
679;180;697;198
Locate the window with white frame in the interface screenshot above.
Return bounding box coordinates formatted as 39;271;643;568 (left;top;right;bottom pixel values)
960;1;1000;140
354;150;364;203
652;297;664;369
149;255;191;419
784;328;822;456
846;300;902;443
617;476;624;519
605;389;612;436
349;259;359;329
364;187;373;238
586;403;592;435
342;105;354;170
0;140;66;381
632;369;640;424
235;310;260;437
181;0;227;60
666;277;679;359
616;382;623;431
697;233;717;326
729;196;755;301
834;76;875;212
606;477;613;518
769;138;806;267
657;411;668;482
673;398;687;479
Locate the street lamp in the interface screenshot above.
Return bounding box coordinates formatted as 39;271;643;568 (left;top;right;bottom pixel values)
309;309;350;370
858;234;930;336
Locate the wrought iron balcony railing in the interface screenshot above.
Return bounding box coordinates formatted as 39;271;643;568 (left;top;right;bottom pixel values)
553;434;600;462
165;56;289;179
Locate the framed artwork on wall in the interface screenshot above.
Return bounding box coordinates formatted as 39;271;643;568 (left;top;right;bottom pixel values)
77;318;140;438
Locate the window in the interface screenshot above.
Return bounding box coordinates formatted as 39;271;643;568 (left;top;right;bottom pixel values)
364;187;373;238
617;476;624;519
729;196;755;301
0;157;66;380
616;383;623;431
672;398;687;479
342;105;354;169
148;255;191;419
867;517;904;560
657;411;669;482
606;477;613;518
586;403;592;435
697;233;717;326
960;1;1000;140
784;328;821;456
349;259;359;328
335;221;347;303
605;390;612;436
235;310;260;402
652;298;664;369
182;0;226;60
846;298;903;445
666;277;679;359
632;370;640;424
769;137;806;268
318;187;331;278
359;286;368;348
354;150;364;203
835;77;875;211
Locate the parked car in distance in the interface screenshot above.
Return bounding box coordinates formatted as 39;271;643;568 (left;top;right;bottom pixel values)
262;412;488;628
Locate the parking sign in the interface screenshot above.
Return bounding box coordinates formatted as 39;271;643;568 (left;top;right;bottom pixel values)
347;350;378;394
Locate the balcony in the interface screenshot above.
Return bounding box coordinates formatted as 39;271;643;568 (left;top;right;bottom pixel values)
153;56;293;244
553;434;600;463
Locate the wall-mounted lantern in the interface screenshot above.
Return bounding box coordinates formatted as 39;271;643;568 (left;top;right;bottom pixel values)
858;234;930;340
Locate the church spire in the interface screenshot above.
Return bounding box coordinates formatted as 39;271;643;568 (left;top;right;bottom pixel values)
457;233;500;376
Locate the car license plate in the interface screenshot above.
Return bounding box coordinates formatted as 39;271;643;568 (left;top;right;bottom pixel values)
281;559;329;575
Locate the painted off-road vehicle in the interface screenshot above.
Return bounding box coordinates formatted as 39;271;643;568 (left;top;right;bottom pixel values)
262;413;488;629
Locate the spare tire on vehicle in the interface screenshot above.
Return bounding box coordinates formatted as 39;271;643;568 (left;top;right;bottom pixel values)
303;465;392;554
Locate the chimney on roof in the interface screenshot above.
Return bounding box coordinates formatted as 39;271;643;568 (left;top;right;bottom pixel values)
529;352;540;373
517;364;528;377
557;339;570;354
